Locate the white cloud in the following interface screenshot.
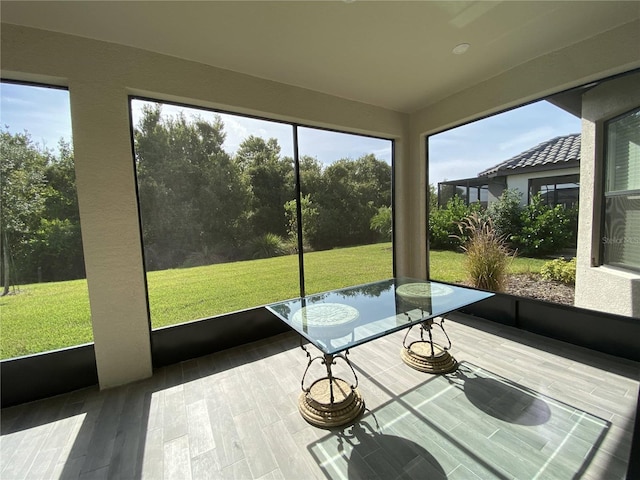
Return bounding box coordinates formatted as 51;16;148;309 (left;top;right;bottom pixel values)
497;126;555;153
1;95;34;107
298;127;392;165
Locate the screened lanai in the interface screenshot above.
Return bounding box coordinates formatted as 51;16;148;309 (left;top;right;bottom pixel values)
1;2;639;479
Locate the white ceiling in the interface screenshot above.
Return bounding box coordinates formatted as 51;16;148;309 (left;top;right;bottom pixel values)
2;1;639;113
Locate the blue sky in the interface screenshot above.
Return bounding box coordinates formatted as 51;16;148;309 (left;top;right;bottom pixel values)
429;101;580;183
1;83;73;152
1;82;580;184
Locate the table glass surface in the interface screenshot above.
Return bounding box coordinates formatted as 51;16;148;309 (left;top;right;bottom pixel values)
266;277;494;355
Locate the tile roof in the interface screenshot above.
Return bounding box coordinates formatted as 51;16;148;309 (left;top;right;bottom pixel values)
478;133;581;177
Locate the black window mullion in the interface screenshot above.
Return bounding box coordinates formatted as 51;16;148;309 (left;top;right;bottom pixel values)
292;124;305;298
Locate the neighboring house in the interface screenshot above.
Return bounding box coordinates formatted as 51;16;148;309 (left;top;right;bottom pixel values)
438;69;640;319
438;132;581;208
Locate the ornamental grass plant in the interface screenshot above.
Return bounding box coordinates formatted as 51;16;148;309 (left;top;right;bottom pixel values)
454;213;515;292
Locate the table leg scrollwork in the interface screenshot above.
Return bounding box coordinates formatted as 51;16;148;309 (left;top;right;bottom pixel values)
298;341;365;428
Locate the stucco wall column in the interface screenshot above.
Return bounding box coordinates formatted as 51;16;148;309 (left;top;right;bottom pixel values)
70;82;153;388
393;130;428;280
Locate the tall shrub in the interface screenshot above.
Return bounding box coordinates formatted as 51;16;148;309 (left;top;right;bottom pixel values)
511;194;574;256
370;205;392;241
486;189;523;242
429;196;483;250
246;233;288;259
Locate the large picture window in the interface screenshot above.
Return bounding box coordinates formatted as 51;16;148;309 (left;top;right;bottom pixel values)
131;99;393;329
603;108;640;271
0;82;91;359
427;99;581;304
529;174;579;208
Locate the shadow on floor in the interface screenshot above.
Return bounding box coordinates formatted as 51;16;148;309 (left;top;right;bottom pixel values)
0;332;301;479
310;360;610;480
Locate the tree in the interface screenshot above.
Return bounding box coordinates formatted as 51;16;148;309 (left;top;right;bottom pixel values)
0;129;49;294
235;136;293;238
428;184;438;210
284;194;318;251
33;139;85;281
1;132;85;288
297;155;323;198
311;154;391;250
134;104;250;269
370;205;392;241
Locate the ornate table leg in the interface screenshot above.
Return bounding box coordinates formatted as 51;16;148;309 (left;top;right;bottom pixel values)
298;342;365;428
400;315;457;374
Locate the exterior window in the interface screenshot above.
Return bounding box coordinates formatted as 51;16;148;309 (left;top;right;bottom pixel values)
603;108;640;271
131;99;393;329
131;99;299;329
297;127;393;295
1;82;91;359
437;181;489;208
529;174;579;208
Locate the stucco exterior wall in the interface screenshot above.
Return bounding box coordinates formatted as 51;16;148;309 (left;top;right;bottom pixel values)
574;72;640;317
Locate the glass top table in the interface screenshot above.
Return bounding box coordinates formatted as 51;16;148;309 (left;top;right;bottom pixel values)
266;277;494;355
266;278;494;428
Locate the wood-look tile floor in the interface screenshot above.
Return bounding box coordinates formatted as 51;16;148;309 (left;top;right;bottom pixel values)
1;313;638;480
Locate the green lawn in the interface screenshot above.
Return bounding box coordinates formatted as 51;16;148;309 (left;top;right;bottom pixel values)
146;242;394;329
0;244;545;359
429;250;547;283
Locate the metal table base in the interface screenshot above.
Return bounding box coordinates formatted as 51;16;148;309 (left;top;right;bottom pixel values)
401;342;457;373
298;345;365;428
400;316;458;374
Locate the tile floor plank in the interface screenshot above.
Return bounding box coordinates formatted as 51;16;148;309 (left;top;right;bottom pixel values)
186;399;215;458
163;434;191;480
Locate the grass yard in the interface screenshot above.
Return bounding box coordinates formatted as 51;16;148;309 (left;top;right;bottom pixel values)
429;250;547;284
0;279;92;359
0;244;545;359
145;242;394;329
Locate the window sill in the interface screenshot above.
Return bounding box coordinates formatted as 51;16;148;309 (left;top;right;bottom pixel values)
598;264;640;279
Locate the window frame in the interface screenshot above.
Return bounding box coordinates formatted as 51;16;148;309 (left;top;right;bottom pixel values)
528;174;580;208
600;106;640;273
128;95;396;328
